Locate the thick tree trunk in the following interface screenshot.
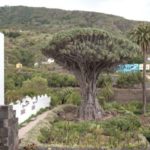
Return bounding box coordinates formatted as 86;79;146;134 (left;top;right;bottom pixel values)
76;72;103;120
142;50;147;114
79;96;103;120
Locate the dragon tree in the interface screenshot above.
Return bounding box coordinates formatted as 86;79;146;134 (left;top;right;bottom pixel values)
43;28;138;120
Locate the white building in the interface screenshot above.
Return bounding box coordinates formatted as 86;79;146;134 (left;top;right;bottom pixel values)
42;58;54;64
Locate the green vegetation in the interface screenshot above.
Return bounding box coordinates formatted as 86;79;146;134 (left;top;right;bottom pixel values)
1;6;150;149
116;72;142;88
5;71;80;104
97;74;114;105
5;75;49;103
1;6;148;105
0;6;140;35
142;127;150;143
21;104;150;149
47;73;78;87
0;6;147;70
37;102;149;150
38;114;147;149
49;88;81;106
42;27;138;120
5;70;144;104
103;101;143;115
97;74;112;87
3;30;21;38
130;24;150;114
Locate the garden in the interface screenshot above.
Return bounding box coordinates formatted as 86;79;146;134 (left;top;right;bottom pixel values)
19;25;150;150
21;102;150;150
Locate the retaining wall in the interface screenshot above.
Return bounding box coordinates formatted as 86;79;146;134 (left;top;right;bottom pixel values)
113;88;150;103
9;94;51;124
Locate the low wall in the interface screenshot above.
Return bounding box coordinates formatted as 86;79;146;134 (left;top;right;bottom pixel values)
0;105;18;150
10;94;51;124
51;148;103;150
8;89;150;124
113;88;150;103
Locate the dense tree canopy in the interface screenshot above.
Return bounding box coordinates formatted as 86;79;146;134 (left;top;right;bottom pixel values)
43;28;138;72
43;28;139;120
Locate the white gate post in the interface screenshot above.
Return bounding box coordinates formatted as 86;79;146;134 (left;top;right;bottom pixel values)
0;32;4;105
0;33;19;150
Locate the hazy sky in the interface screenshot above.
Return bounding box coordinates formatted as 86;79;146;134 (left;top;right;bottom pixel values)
0;0;150;21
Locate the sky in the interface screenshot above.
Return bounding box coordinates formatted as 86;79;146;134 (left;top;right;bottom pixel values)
0;0;150;21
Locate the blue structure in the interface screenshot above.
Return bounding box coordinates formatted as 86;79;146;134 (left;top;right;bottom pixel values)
116;64;140;73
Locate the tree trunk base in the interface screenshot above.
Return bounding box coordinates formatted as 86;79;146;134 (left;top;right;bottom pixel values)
78;99;103;121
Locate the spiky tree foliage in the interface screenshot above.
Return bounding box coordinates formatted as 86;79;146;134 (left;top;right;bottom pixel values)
43;28;138;120
130;24;150;114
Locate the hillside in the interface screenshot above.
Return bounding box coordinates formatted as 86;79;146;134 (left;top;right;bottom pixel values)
1;6;148;104
0;6;144;35
0;6;148;67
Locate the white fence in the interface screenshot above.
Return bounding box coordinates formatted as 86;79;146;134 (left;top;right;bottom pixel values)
9;94;51;124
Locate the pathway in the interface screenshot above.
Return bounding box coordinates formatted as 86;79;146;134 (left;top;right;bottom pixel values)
19;110;51;139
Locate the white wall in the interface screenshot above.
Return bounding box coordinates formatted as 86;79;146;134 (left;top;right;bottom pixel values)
0;33;4;105
10;94;51;124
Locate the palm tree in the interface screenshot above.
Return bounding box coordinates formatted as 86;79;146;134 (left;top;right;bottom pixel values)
130;24;150;114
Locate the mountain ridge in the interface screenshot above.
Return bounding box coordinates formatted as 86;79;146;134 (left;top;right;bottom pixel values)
0;6;148;36
0;6;148;67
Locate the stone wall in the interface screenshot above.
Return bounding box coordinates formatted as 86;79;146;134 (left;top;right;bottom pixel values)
0;105;18;150
113;88;150;103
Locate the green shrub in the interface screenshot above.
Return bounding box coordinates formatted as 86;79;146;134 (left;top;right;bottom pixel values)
122;101;143;115
38;121;103;146
141;127;150;142
14;49;35;66
66;90;81;105
116;72;142;88
38;127;51;143
21;76;48;96
103;101;125;112
5;72;32;90
97;74;114;105
49;88;81;106
97;82;114;105
128;54;143;64
38;117;141;148
103;101;143;115
101;114;141;147
47;73;78;87
5;78;15;91
102;115;141;134
5;89;23;104
4;31;21;38
97;74;112;88
47;89;61;106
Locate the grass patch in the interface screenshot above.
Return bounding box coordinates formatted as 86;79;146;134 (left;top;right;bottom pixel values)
38;114;148;149
103;101;143;115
